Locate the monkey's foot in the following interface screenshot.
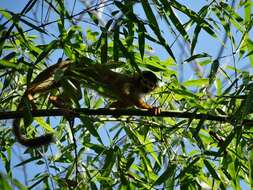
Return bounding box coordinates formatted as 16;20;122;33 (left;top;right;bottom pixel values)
49;96;69;108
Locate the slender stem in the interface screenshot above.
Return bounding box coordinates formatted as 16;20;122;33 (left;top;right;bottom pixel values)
1;108;253;127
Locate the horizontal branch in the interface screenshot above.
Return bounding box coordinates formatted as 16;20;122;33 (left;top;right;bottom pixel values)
0;108;253;126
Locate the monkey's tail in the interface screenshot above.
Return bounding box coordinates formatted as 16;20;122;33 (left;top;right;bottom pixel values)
13;117;55;147
13;97;55;148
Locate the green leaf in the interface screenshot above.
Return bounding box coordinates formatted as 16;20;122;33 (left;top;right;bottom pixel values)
241;85;253;116
154;164;177;185
217;130;235;156
220;2;244;24
80;115;102;143
190;5;210;54
138;22;145;60
117;39;139;72
191;119;205;150
61;78;82;103
249;150;253;186
183;79;209;87
84;142;105;154
0;60;20;69
28;174;49;190
114;1;138;21
0;9;13;21
34;118;54;133
13;21;30;48
145;56;167;71
191;25;201;55
101;148;116;177
160;0;190;42
19;18;47;34
215;78;222;96
204;159;220;180
246;38;253;68
141;0;175;60
63;45;73;58
34;40;59;65
100;31;108;64
113;25;119;62
23;0;37;14
176;157;201;179
0;174;12;190
171;1;216;38
134;131;160;166
171;87;199;99
14;156;42;167
0;152;11;175
141;0;159;33
3;52;17;60
184;53;210;63
208;60;219;85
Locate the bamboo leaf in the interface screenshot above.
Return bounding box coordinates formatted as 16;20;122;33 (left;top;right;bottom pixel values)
184;53;210;62
113;25;119;62
204;159;220;180
160;0;190;42
141;0;175;60
34;118;54;133
34;40;59;65
208;60;219;85
101;148;116;177
138;22;145;60
80;115;102;143
19;18;47;34
183;79;209;87
154;164;177;185
191;25;201;55
171;1;216;37
100;31;108;64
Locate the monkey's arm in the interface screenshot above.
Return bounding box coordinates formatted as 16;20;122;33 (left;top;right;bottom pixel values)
133;98;161;115
110;98;160;115
133;98;152;109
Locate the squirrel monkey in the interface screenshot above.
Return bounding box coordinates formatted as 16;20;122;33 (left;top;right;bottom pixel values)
13;60;160;147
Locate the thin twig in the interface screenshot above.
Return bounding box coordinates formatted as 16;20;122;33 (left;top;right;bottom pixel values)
1;108;253;127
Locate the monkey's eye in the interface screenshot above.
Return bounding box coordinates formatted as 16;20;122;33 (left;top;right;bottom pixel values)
142;77;152;84
141;79;156;92
148;82;156;90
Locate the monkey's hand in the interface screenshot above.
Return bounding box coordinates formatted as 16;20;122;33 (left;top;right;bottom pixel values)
148;107;161;115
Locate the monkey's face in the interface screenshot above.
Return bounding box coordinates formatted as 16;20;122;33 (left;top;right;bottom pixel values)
139;71;158;93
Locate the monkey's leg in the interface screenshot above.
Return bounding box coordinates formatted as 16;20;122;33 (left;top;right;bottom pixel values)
109;100;132;109
109;101;132;117
27;93;37;110
49;95;75;128
49;95;70;108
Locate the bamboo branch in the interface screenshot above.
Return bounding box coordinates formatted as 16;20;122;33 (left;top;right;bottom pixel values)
1;108;253;126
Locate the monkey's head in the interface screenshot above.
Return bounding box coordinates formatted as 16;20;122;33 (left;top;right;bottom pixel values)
138;71;158;94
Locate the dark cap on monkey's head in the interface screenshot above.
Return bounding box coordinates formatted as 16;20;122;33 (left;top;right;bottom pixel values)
141;71;158;84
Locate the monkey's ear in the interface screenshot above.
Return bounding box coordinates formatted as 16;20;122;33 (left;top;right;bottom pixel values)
132;71;141;79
